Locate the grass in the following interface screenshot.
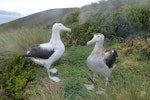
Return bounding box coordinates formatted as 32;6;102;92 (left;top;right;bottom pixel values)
24;44;149;100
0;27;51;65
0;28;149;99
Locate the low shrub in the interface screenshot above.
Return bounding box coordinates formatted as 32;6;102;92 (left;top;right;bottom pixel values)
0;54;35;99
62;22;96;47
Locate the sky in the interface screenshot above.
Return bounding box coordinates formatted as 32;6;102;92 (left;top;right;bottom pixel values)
0;0;100;16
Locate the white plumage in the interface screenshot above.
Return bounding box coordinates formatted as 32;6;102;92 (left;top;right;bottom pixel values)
22;23;71;82
85;33;118;91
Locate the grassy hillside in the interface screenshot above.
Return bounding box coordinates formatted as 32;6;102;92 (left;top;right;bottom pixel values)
0;42;149;99
0;0;150;99
0;8;79;31
79;0;150;24
0;0;149;31
29;45;150;100
0;26;149;99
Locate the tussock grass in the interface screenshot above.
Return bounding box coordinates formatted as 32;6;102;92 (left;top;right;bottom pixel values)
26;77;62;100
0;28;51;65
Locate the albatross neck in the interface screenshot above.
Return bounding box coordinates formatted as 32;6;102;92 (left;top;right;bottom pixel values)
92;41;104;54
50;29;62;42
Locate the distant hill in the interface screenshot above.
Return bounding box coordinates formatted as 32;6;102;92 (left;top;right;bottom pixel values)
0;8;79;31
0;10;23;24
0;0;149;31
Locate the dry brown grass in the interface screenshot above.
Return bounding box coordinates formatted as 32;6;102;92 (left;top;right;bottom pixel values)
26;77;61;100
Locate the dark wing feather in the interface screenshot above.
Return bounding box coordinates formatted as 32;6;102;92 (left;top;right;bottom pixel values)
22;44;55;59
104;50;118;68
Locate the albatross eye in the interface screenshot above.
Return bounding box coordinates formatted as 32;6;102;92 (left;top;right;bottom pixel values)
97;35;100;38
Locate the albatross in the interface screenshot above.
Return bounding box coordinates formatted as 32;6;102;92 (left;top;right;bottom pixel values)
22;23;71;82
84;33;118;91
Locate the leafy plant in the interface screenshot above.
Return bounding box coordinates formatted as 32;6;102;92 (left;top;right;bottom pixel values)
64;11;79;25
110;33;124;49
0;54;35;99
93;5;150;38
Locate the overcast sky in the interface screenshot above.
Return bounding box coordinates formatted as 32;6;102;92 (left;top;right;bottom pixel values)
0;0;100;16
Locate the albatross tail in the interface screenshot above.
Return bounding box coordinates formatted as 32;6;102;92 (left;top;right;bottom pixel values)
22;54;31;58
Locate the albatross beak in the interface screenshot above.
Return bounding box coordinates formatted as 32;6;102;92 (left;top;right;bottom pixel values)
64;27;71;32
67;28;71;32
87;39;95;46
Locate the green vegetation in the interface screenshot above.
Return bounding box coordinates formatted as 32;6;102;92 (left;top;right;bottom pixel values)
79;0;150;24
62;5;150;47
0;43;150;100
0;0;150;99
0;55;35;99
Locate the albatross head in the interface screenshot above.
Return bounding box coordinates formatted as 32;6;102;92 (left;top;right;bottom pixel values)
87;33;105;45
52;23;71;32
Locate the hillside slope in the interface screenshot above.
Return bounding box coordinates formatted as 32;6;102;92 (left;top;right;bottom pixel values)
0;0;149;31
0;8;79;31
0;10;22;24
1;43;149;99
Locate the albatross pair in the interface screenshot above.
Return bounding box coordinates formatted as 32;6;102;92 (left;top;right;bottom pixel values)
85;33;118;91
22;23;71;82
22;23;118;86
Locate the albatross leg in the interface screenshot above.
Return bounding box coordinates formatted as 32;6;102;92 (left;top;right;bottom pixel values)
49;68;58;73
46;67;60;82
105;77;109;86
50;76;60;83
95;76;106;95
93;73;97;82
84;73;97;90
84;84;94;90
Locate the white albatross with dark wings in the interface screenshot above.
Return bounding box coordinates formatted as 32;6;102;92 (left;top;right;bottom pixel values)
22;23;71;82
